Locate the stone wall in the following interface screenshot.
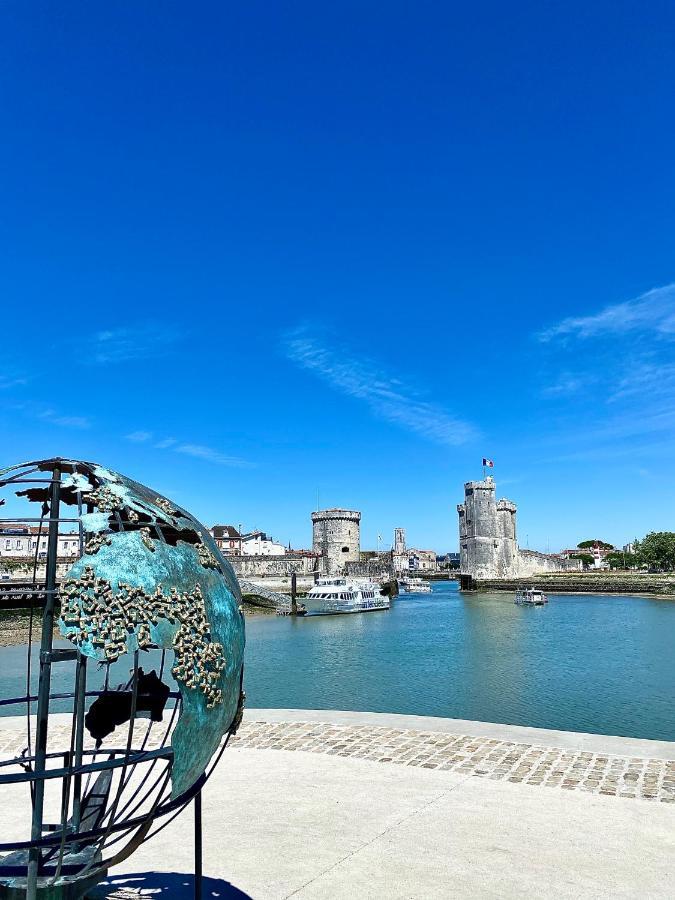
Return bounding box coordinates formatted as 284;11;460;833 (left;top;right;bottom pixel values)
229;554;320;578
518;549;580;576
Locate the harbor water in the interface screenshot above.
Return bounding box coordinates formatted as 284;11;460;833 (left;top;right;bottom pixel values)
1;582;673;741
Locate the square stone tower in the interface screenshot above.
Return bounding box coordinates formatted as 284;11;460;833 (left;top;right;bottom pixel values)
392;527;408;573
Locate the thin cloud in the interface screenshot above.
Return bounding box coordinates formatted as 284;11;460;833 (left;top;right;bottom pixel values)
90;324;183;364
283;325;477;446
0;375;28;390
537;283;675;342
541;373;588;397
175;443;252;467
125;430;152;442
39;410;90;429
609;362;675;402
124;431;251;467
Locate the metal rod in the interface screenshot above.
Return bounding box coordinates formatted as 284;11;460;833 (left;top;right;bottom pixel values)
71;655;87;832
194;790;203;900
26;464;61;899
0;517;80;524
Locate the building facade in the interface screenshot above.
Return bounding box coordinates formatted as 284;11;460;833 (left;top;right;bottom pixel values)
0;524;80;561
211;524;242;556
457;477;579;580
311;508;361;575
241;531;286;556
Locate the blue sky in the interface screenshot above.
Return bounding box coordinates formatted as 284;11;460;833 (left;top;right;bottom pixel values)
2;2;674;552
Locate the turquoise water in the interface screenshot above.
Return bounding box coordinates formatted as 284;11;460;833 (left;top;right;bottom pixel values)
244;582;675;741
2;583;674;740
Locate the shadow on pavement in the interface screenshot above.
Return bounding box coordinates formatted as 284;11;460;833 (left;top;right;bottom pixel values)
91;871;253;898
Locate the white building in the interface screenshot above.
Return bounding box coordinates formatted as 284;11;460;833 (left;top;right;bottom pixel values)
241;531;286;556
0;524;80;561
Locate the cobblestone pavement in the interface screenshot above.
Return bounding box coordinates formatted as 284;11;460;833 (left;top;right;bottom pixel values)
1;717;672;804
230;720;675;803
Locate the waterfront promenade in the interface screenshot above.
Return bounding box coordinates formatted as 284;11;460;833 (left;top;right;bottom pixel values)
1;709;671;898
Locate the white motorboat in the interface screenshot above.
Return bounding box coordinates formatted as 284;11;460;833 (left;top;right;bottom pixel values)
399;577;432;594
304;578;390;615
514;588;548;606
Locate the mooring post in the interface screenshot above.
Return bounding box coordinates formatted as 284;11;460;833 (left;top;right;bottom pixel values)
194;789;203;900
291;572;298;616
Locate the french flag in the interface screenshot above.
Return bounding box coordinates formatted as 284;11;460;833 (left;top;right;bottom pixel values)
482;457;494;468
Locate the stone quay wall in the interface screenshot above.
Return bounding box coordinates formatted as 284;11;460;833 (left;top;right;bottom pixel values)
229;554;319;578
465;573;675;595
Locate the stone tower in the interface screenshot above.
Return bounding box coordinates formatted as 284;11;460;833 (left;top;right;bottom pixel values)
392;527;408;573
312;508;361;575
457;477;502;578
496;498;517;576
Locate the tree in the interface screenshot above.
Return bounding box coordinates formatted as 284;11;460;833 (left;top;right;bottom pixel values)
605;552;637;570
570;553;594;568
633;532;675;571
577;539;614;550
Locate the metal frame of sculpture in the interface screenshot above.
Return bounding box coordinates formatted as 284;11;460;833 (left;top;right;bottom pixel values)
0;459;246;899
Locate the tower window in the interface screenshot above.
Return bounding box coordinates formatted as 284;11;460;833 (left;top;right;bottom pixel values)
341;546;349;552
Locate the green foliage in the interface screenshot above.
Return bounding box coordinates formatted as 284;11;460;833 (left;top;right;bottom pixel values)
570;553;594;567
633;532;675;571
0;558;28;573
577;539;614;550
605;552;637;569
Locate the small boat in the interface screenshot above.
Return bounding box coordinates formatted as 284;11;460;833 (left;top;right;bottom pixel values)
515;588;548;605
399;577;432;594
303;578;390;615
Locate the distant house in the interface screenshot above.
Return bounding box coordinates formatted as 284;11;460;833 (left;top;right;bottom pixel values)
409;549;437;571
560;544;613;569
437;552;460;569
211;524;242;556
240;531;286;556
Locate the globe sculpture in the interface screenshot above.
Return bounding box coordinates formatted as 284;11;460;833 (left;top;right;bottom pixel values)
0;458;246;899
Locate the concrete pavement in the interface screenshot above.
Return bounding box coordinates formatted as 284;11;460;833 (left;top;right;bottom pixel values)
86;709;675;899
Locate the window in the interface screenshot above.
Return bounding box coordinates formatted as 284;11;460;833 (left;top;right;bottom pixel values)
341;546;349;553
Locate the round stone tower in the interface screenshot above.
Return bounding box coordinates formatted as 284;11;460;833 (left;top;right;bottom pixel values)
312;508;361;575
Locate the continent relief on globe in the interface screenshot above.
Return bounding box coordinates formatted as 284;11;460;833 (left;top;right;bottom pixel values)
55;463;245;798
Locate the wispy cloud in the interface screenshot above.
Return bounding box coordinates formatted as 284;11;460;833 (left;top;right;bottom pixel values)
39;410;90;429
89;324;183;364
174;443;252;467
125;430;153;442
537;283;675;342
124;431;251;467
0;375;28;390
283;325;477;446
541;373;588;397
609;362;675;402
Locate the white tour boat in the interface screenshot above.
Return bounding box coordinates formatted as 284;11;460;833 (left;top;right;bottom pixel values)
399;577;432;594
304;578;390;615
514;588;548;606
